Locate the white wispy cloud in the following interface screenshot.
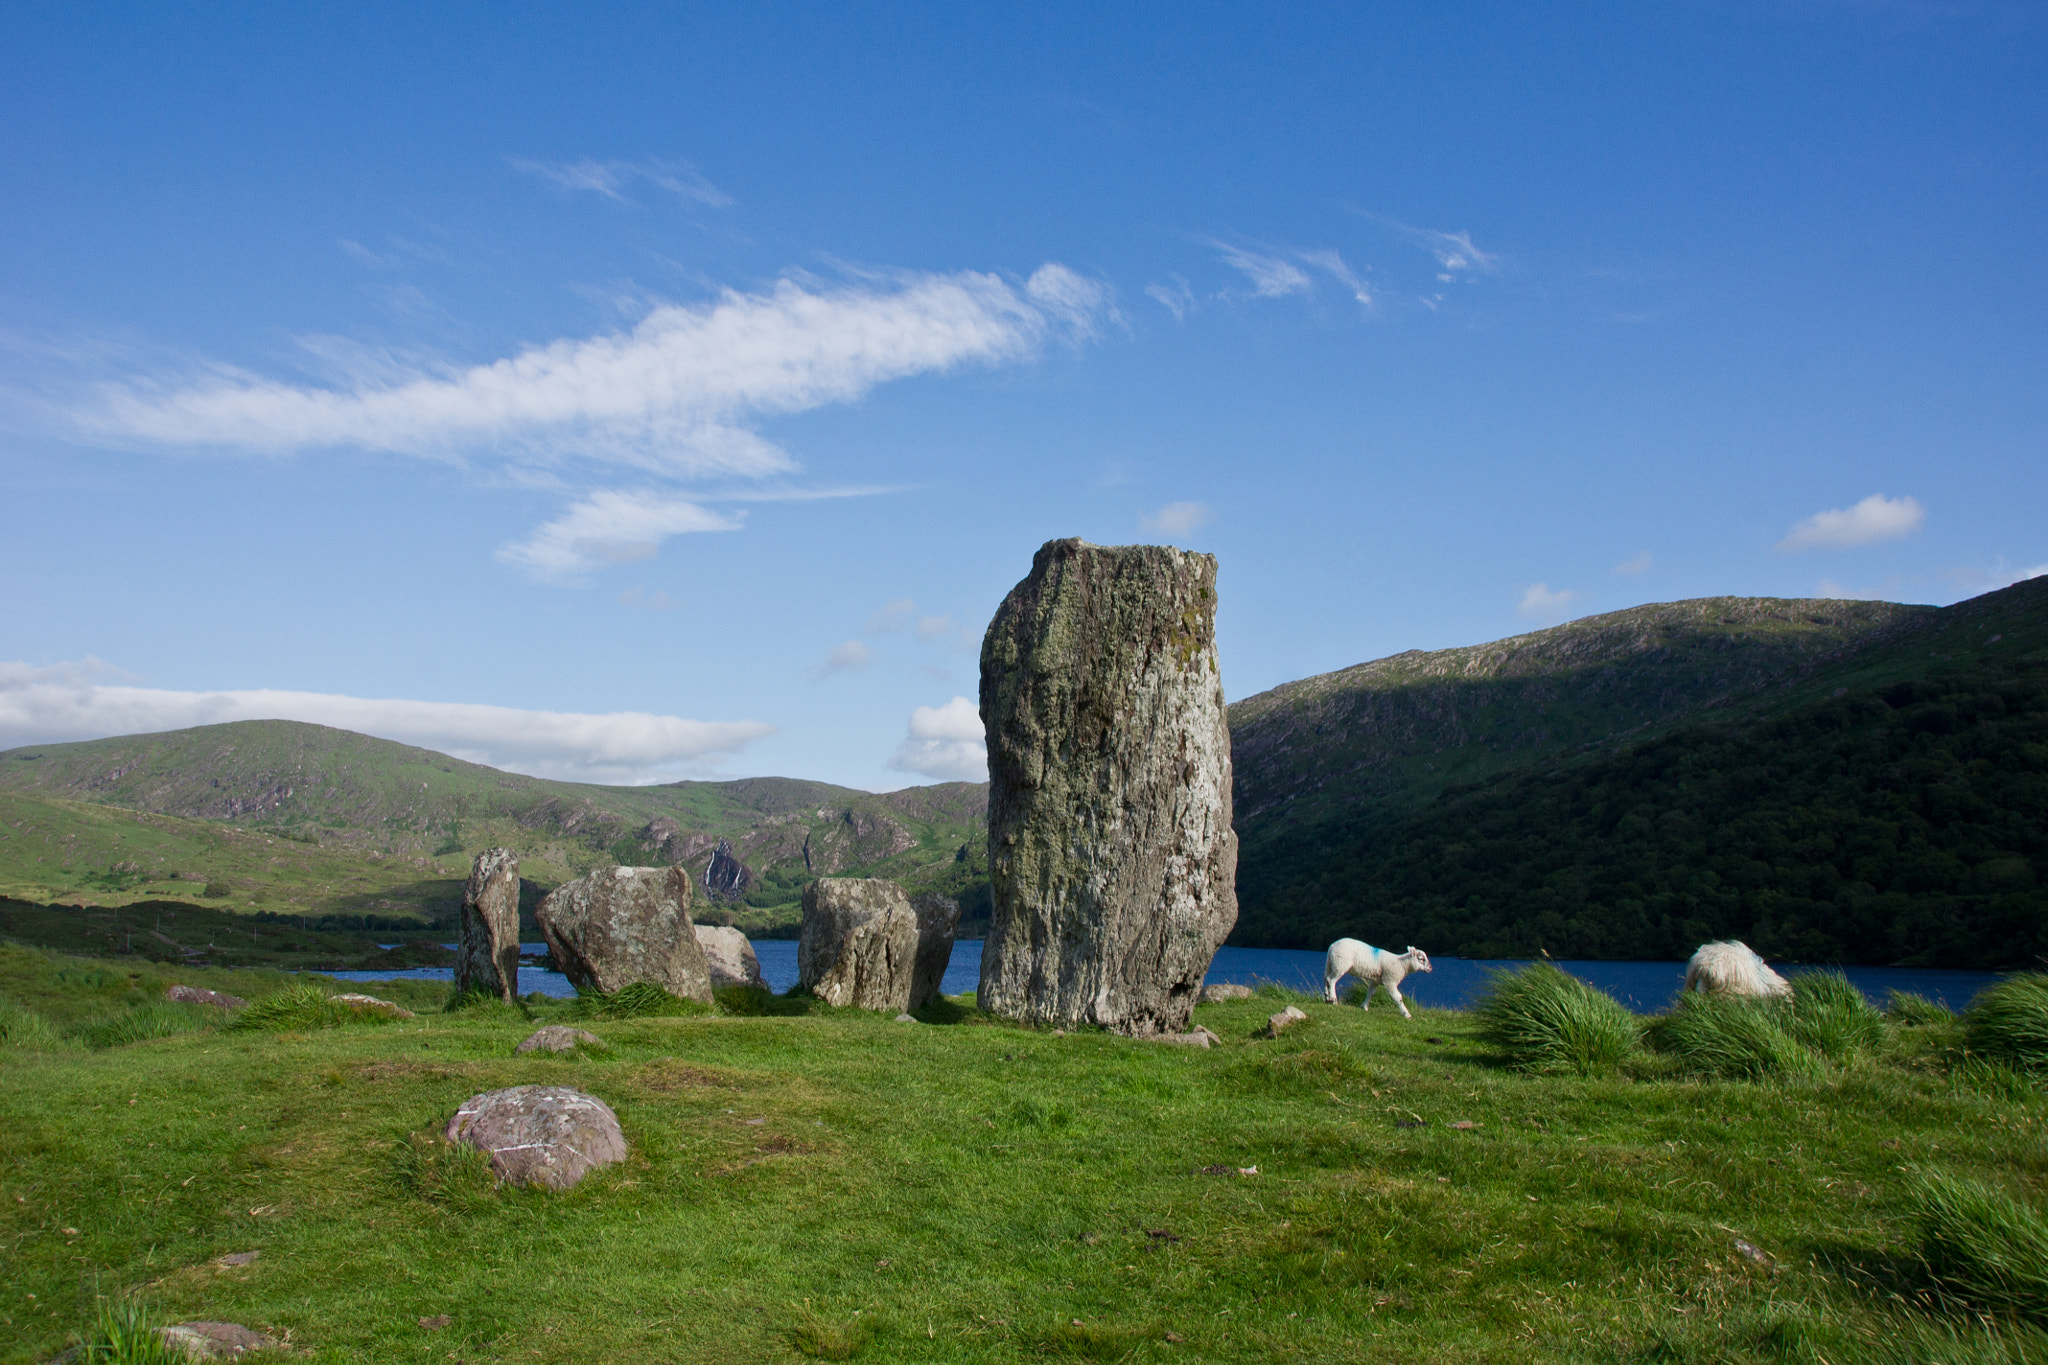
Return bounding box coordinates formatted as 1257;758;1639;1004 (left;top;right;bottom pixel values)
1295;249;1374;307
887;695;986;782
1145;276;1196;321
1353;212;1502;283
1211;242;1312;298
1140;501;1214;537
1614;551;1653;576
1518;583;1580;620
866;598;917;634
506;156;732;207
497;490;741;579
1024;264;1116;339
0;660;772;785
82;267;1099;483
808;640;873;681
1778;494;1926;551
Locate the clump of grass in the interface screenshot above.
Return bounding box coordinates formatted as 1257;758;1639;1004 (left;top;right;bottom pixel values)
576;982;713;1020
231;983;398;1032
1788;970;1885;1064
1645;992;1824;1081
442;986;525;1019
790;1309;869;1360
1475;962;1640;1076
0;994;68;1049
1954;1055;2037;1101
68;999;216;1050
391;1131;500;1210
1044;1319;1153;1358
79;1297;186;1364
1886;990;1955;1026
1911;1167;2048;1321
1964;973;2048;1071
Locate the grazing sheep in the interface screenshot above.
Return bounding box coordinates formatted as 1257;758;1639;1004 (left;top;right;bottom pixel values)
1683;940;1792;999
1323;940;1433;1018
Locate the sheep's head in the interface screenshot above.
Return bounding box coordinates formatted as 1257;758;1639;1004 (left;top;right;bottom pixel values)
1407;947;1433;973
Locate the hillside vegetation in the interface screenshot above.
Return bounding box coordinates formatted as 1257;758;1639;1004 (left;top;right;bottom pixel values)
1234;577;2048;968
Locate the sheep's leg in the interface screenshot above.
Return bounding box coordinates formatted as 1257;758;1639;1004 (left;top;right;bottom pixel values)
1359;982;1375;1012
1323;967;1343;1005
1388;980;1413;1020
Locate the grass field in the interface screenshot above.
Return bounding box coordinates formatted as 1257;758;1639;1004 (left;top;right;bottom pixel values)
4;945;2045;1364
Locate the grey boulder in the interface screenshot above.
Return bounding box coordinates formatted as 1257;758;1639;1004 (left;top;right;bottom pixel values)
693;924;768;991
1199;983;1254;1003
978;538;1238;1036
909;892;961;1005
155;1322;275;1358
535;865;713;1003
165;985;247;1010
456;848;522;1003
800;878;920;1011
445;1085;627;1190
515;1025;605;1054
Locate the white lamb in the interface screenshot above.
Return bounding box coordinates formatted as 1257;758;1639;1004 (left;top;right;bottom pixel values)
1322;940;1433;1018
1683;940;1792;999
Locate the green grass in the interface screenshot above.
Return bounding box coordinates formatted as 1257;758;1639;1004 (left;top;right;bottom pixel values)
1787;970;1885;1065
1474;962;1640;1076
4;943;2046;1364
1965;973;2048;1071
1645;992;1827;1081
230;983;408;1033
76;1299;186;1365
1911;1168;2048;1321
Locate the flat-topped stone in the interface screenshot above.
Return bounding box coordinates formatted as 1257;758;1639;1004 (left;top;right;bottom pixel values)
445;1085;626;1190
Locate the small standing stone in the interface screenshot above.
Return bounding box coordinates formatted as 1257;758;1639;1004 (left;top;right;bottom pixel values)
445;1085;627;1190
515;1025;606;1054
694;924;768;991
456;848;523;1003
800;878;919;1011
909;892;961;1007
535;866;714;1003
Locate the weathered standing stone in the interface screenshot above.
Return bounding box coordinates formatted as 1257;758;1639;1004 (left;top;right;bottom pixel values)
694;924;768;991
444;1085;626;1190
977;539;1238;1035
909;892;961;1006
534;866;713;1003
800;878;919;1010
456;848;522;1003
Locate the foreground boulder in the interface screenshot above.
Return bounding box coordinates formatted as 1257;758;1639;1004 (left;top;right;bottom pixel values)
445;1085;626;1189
456;848;522;1003
156;1321;275;1358
694;924;768;991
165;985;246;1010
800;878;919;1010
909;893;961;1005
515;1025;605;1054
535;866;713;1003
977;538;1238;1035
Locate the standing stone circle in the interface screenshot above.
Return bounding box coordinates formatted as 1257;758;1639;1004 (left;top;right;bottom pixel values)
535;866;714;1003
800;878;919;1010
977;538;1238;1035
694;924;769;991
445;1085;626;1190
456;848;523;1003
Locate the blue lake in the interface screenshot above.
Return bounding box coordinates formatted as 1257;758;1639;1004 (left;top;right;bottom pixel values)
324;939;2008;1013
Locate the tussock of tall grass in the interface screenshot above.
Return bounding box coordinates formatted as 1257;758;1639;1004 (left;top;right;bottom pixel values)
441;986;526;1019
67;999;217;1050
231;983;401;1032
1965;973;2048;1071
1911;1168;2048;1321
0;994;67;1049
1475;962;1639;1076
1788;969;1885;1063
1644;992;1825;1081
79;1298;186;1364
574;981;713;1020
1886;990;1956;1026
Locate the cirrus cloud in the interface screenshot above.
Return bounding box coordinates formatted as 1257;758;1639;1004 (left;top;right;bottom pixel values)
1778;494;1926;552
0;659;773;785
887;695;986;782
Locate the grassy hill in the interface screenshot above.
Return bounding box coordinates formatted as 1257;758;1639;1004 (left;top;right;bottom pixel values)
0;722;987;938
1231;576;2048;967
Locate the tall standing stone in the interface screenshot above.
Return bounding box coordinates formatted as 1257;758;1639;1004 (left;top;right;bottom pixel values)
800;877;954;1012
535;865;714;1004
456;848;522;1003
909;892;961;1007
977;538;1238;1035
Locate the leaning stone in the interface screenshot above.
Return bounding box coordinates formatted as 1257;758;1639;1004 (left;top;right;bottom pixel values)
155;1321;275;1358
694;925;768;991
978;538;1238;1035
800;878;919;1011
166;984;247;1009
332;993;414;1018
445;1085;627;1190
515;1025;605;1054
1266;1006;1308;1037
535;866;713;1004
909;892;960;1009
456;848;522;1003
1199;983;1254;1003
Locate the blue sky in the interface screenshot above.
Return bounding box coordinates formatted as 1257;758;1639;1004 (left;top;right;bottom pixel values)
3;1;2044;789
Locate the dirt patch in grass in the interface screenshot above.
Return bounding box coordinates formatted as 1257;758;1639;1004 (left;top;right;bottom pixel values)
626;1058;740;1092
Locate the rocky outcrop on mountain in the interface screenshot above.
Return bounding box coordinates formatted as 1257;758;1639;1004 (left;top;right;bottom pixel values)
445;1085;626;1189
800;810;918;874
977;538;1238;1036
701;838;753;900
909;892;960;1006
535;865;714;1003
694;924;767;990
456;848;521;1003
800;877;940;1011
638;817;717;865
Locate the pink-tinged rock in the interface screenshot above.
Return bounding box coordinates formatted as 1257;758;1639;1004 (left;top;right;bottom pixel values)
445;1085;627;1190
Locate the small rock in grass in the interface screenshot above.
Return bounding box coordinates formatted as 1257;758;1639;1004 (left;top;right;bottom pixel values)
156;1321;274;1358
1450;1120;1478;1130
445;1086;626;1190
1154;1026;1220;1048
419;1314;452;1329
166;985;247;1010
1199;983;1253;1003
1732;1238;1774;1268
216;1251;259;1267
895;1013;917;1023
332;993;414;1018
515;1025;604;1055
1265;1006;1307;1037
1164;1331;1184;1343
